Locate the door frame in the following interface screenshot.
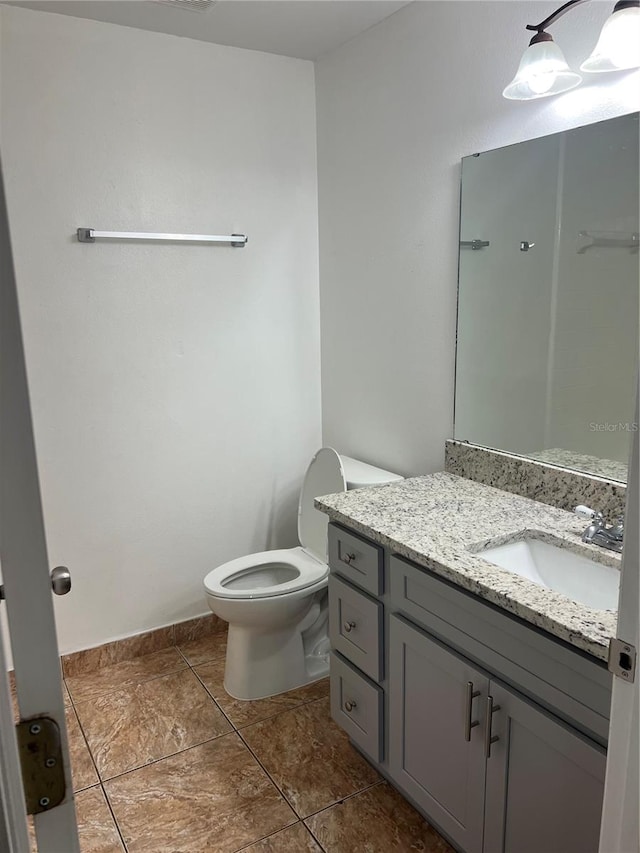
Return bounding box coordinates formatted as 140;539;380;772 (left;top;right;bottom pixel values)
0;152;80;851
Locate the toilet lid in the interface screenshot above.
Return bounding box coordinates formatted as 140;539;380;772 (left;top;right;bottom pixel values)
298;447;346;561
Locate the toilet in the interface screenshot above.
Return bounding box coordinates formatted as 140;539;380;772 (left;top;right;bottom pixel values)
204;447;403;700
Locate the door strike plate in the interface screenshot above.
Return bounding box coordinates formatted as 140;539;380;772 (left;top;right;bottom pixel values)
608;638;637;683
16;717;66;814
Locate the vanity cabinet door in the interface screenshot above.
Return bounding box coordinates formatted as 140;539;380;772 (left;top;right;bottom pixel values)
388;615;488;853
483;680;606;853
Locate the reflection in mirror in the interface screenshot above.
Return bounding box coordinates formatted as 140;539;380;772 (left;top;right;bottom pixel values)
455;113;638;484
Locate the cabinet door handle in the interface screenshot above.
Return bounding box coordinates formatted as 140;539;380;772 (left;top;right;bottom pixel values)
344;700;357;712
464;681;481;742
484;695;501;758
341;552;356;565
343;621;356;633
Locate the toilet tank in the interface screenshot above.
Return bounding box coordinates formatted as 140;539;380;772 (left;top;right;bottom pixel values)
340;455;404;490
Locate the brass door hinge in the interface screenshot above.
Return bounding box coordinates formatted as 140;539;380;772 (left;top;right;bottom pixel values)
15;717;66;814
608;638;637;683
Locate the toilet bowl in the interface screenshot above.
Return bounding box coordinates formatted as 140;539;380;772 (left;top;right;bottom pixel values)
204;447;402;700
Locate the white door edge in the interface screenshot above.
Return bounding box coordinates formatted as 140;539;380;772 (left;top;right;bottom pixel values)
599;385;639;853
0;153;80;852
0;618;30;853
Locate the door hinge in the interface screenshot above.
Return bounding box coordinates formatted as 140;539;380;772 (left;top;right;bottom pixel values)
15;717;67;814
608;638;637;683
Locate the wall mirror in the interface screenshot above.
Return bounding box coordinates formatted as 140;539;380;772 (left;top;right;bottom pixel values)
454;112;639;484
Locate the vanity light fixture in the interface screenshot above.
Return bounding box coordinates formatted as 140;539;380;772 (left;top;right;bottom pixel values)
503;0;640;100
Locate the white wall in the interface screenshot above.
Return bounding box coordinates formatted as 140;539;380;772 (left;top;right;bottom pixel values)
315;0;640;477
0;6;321;654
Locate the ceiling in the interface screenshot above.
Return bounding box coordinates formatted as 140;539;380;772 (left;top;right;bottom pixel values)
8;0;413;60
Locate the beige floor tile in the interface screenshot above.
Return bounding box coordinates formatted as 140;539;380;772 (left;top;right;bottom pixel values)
104;733;296;853
76;669;232;779
176;630;227;666
195;659;329;728
27;816;37;853
75;785;125;852
8;670;19;721
305;781;456;853
29;789;122;853
240;821;322;851
241;696;380;818
65;647;187;704
67;706;99;791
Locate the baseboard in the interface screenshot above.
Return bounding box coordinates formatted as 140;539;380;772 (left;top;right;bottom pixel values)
61;612;226;677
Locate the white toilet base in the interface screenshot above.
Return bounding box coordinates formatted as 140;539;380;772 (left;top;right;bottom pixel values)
207;579;330;701
223;618;329;701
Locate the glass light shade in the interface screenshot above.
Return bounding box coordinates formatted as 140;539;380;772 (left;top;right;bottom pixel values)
503;39;582;100
580;6;640;72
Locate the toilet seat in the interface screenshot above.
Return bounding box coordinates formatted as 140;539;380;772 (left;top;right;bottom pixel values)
204;546;328;600
205;448;345;602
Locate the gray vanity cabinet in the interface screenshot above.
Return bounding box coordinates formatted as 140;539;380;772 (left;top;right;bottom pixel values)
483;680;606;853
387;614;607;853
388;615;488;853
327;522;609;853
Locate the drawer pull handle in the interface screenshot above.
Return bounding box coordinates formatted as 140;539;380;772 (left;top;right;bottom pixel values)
344;700;357;712
343;621;356;633
484;695;501;758
464;681;481;742
341;552;356;565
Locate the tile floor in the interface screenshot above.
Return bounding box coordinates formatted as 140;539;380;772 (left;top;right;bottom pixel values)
19;630;455;852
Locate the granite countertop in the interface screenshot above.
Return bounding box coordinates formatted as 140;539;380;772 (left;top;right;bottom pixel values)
527;447;628;484
315;472;621;662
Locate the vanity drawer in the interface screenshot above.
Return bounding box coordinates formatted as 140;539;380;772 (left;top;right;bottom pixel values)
329;575;383;682
330;652;383;762
328;523;383;595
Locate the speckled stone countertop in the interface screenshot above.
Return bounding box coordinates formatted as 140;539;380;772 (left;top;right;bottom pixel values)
527;447;628;484
316;472;621;662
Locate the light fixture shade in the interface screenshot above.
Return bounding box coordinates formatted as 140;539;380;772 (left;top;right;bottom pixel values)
503;37;582;100
580;5;640;72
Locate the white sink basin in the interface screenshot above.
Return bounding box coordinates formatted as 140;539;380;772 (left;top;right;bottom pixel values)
479;537;620;611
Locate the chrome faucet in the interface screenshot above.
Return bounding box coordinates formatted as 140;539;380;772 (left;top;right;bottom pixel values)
574;505;624;554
